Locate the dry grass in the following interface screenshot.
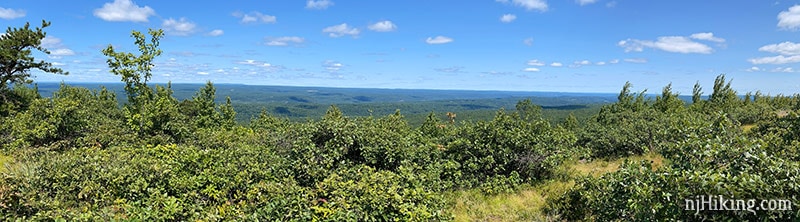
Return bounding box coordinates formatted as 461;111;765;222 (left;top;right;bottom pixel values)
449;182;572;222
742;124;757;133
570;152;664;177
776;110;790;118
447;152;665;221
0;153;12;174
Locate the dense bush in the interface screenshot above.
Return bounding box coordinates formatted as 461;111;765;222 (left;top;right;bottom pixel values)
443;100;575;192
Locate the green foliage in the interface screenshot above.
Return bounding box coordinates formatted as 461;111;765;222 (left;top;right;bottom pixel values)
653;83;685;113
312;165;451;221
1;84;127;151
553;133;800;221
444;107;573;190
0;21;67;115
101;28;163;106
3;31;800;222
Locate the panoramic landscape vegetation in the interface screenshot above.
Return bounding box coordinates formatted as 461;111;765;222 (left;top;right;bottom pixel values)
2;0;800;221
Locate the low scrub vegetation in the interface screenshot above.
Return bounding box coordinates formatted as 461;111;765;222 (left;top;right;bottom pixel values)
2;23;799;220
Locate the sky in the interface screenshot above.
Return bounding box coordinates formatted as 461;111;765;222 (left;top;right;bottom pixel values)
2;0;800;94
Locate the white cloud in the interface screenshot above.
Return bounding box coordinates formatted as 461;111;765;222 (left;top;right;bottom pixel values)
618;36;713;54
523;37;533;46
238;59;285;72
265;36;305;46
482;71;512;75
749;41;800;65
322;23;360;37
435;66;464;73
207;29;224;36
609;59;620;64
197;71;210;75
576;0;598;6
93;0;155;22
690;32;725;43
596;61;606;65
624;58;648;63
162;17;197;36
523;67;540;72
772;67;796;73
758;41;800;55
426;36;454;44
41;36;64;48
500;14;517;23
368;20;397;32
497;0;548;12
748;55;800;65
50;49;76;56
233;11;276;24
575;60;591;65
747;66;761;72
323;60;344;72
41;37;75;57
52;62;65;66
550;62;563;67
307;0;334;10
0;7;25;19
778;5;800;30
526;59;545;66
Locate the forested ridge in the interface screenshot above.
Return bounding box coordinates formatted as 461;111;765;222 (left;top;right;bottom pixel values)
2;23;800;221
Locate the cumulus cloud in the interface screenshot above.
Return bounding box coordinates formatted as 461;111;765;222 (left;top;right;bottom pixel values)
749;41;800;64
162;18;197;36
618;36;713;54
609;59;620;64
526;59;545;66
41;37;64;48
778;5;800;30
41;37;75;57
435;66;464;73
265;36;305;46
690;32;725;43
306;0;334;9
50;49;76;56
323;23;360;37
323;60;344;72
576;0;598;6
574;60;591;65
523;67;540;72
482;71;512;75
233;11;276;24
238;59;286;72
93;0;155;22
748;55;800;65
550;62;563;67
523;37;533;46
624;58;648;63
0;7;25;19
197;71;210;75
496;0;548;12
758;41;800;55
747;66;761;72
771;67;796;73
500;14;517;23
596;61;606;65
426;36;453;44
207;29;224;36
368;20;397;32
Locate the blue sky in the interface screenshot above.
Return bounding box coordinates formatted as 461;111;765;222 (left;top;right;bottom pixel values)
2;0;800;94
